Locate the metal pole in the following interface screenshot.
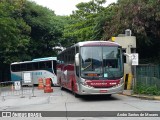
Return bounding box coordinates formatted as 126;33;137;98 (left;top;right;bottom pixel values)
32;83;36;97
131;65;136;92
134;65;137;91
0;83;5;101
32;72;36;97
21;81;24;98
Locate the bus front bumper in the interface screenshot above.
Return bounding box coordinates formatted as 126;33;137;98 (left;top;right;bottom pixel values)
76;83;124;95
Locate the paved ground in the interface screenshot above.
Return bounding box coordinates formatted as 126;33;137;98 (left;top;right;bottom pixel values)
0;87;160;120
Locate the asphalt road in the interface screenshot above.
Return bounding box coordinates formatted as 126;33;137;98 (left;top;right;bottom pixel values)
0;87;160;120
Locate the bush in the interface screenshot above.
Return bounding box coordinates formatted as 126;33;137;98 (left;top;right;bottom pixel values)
134;83;160;95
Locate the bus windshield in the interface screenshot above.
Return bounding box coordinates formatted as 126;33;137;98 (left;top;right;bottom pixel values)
80;46;123;79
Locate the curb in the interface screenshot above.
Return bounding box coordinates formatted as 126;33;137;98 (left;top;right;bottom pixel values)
123;94;160;101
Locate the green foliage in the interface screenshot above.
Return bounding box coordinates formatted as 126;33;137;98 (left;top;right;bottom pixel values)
0;0;31;63
134;83;160;95
103;0;160;60
64;0;160;61
1;0;160;65
22;1;68;58
93;3;117;40
63;0;107;46
0;0;68;64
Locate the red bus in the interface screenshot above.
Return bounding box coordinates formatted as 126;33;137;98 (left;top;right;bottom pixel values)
57;41;124;97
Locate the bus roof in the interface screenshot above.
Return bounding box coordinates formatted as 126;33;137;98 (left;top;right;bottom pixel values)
58;41;121;55
32;57;57;61
74;41;120;47
11;57;57;65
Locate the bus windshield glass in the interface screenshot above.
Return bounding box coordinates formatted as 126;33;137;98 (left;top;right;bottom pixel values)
80;46;123;79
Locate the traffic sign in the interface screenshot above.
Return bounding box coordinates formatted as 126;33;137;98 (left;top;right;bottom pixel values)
14;81;21;90
23;72;32;83
131;53;139;65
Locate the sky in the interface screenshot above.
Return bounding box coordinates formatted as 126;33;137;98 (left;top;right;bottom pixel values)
30;0;118;16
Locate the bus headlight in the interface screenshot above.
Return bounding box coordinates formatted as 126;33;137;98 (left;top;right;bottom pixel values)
120;78;124;85
81;82;93;88
113;78;124;88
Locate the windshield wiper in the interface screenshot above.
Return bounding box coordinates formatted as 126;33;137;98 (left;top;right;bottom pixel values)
82;63;92;71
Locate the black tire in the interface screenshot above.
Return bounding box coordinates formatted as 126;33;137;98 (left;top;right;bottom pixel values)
106;94;112;97
73;91;79;98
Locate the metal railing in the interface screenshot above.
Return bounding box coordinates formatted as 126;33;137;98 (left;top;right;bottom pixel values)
136;64;160;88
134;64;160;95
0;81;35;101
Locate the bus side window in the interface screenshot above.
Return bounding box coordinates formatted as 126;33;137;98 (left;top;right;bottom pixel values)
64;51;68;64
71;47;75;63
39;62;45;69
75;46;79;77
46;61;52;68
11;64;20;72
27;63;33;71
21;63;26;71
33;62;38;70
16;64;21;72
11;65;16;72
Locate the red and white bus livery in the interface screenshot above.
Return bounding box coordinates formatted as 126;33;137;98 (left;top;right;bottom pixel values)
57;41;124;97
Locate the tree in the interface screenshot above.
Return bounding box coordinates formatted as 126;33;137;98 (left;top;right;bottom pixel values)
93;3;117;40
0;0;68;63
22;1;65;58
63;0;106;46
103;0;160;61
0;0;69;81
0;0;31;63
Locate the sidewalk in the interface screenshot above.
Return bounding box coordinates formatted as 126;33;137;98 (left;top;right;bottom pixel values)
122;90;160;101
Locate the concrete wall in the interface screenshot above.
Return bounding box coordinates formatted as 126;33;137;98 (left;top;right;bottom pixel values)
114;36;136;74
115;36;136;49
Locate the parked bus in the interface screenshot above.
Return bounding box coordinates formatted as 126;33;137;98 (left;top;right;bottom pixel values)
10;57;57;85
57;41;124;97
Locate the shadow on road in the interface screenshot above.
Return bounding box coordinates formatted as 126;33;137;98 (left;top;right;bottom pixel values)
79;95;119;102
61;87;120;101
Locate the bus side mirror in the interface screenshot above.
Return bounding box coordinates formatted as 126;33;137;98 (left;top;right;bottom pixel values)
123;53;132;65
75;53;80;66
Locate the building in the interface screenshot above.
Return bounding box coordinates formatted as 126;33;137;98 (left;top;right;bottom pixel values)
112;30;136;75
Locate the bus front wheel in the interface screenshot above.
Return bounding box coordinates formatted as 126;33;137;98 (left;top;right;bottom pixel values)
106;94;112;97
73;91;79;98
